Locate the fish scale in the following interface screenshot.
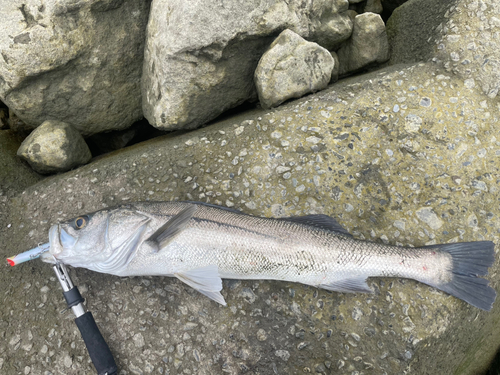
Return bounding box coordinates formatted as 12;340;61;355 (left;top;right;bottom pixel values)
7;200;494;310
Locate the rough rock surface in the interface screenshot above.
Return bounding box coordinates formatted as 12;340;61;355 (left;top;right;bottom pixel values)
0;130;43;193
255;29;335;109
365;0;384;14
0;0;151;136
337;12;390;75
387;0;500;99
142;0;353;131
17;120;92;174
2;58;500;374
2;0;500;374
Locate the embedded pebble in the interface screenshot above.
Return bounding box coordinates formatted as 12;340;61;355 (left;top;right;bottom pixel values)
404;114;422;132
415;207;443;230
133;333;145;348
275;350;290;361
419;97;431;107
256;329;267;341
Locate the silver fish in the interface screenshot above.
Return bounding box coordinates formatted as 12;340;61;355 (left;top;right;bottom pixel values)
37;201;495;310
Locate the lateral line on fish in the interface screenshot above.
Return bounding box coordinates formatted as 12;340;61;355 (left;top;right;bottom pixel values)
190;217;279;241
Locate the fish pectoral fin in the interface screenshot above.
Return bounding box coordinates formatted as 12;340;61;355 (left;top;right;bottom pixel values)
146;205;197;251
319;276;372;294
175;265;227;306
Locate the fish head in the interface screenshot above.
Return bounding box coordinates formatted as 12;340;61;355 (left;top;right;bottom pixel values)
40;207;150;273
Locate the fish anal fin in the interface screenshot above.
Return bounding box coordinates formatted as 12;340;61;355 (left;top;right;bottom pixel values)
146;205;197;250
319;276;372;294
175;265;227;306
283;215;352;237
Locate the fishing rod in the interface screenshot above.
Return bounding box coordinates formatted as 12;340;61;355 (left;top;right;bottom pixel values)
8;245;118;375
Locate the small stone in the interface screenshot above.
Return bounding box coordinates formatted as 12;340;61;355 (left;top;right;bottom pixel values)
256;329;267;341
337;13;389;75
297;342;310;350
352;307;363;320
17;120;91;174
9;335;21;346
467;214;478;228
393;220;406;231
275;350;290;361
419;97;432;107
404;114;422;132
415;207;443;230
63;355;72;368
255;29;334;109
133;333;145;348
464;78;475;89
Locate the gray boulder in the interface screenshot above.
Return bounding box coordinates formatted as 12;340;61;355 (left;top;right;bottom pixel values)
3;59;500;374
254;29;335;109
142;0;353;131
17;120;92;174
337;12;390;75
0;0;150;136
387;0;500;99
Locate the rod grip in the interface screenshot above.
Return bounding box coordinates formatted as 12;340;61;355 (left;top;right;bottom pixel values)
75;311;117;375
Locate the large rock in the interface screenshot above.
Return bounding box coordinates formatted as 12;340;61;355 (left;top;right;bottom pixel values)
0;0;151;136
337;12;390;75
2;60;500;374
141;0;353;131
254;29;335;109
387;0;500;99
17;120;92;174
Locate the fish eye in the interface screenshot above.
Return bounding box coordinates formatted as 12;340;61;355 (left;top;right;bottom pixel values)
74;216;87;229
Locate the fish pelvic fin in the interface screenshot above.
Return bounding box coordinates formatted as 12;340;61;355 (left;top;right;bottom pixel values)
175;265;227;306
318;275;372;294
423;241;496;311
146;205;197;251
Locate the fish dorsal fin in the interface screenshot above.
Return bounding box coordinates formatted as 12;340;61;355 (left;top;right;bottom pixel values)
319;276;372;294
175;265;226;305
282;215;352;237
185;201;244;215
146;205;197;250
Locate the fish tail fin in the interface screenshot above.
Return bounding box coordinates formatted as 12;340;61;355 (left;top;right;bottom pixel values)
424;241;496;311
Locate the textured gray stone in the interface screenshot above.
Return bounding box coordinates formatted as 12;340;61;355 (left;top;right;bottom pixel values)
3;60;500;374
254;29;335;109
337;12;390;75
17;120;92;174
365;0;384;14
142;0;352;131
0;0;150;136
387;0;500;99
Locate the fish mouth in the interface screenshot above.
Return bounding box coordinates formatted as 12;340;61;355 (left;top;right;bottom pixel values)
41;224;72;262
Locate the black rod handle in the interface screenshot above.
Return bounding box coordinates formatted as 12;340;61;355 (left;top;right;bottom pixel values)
75;311;118;375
